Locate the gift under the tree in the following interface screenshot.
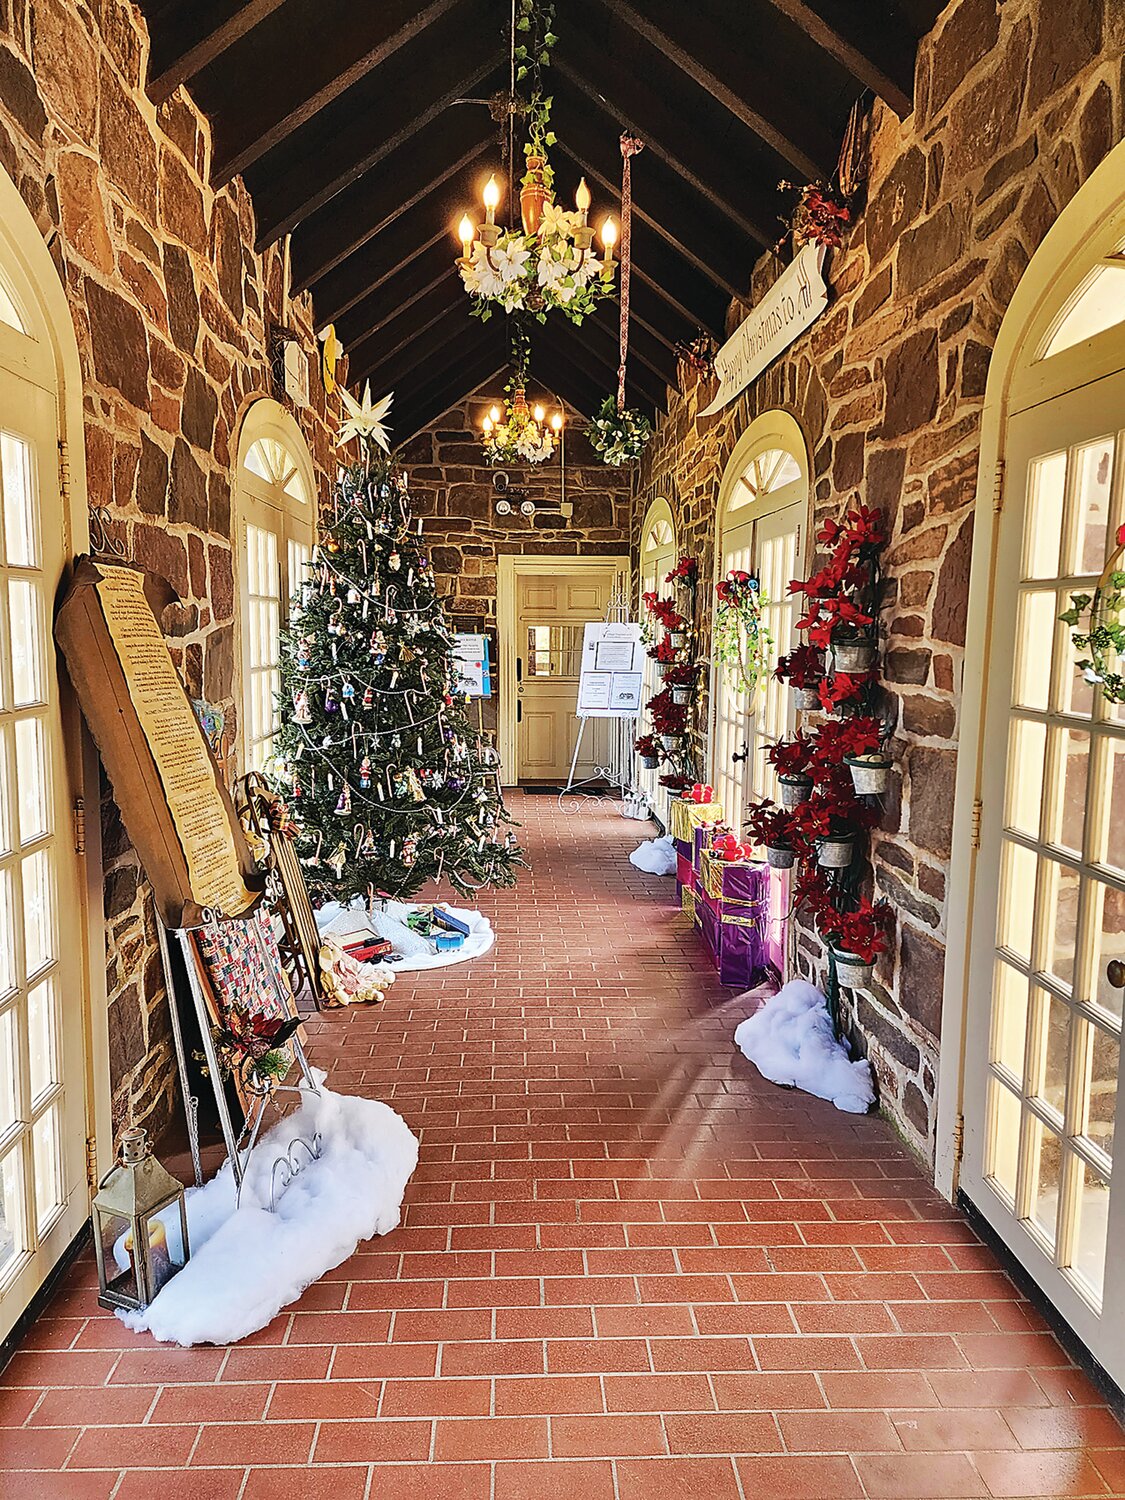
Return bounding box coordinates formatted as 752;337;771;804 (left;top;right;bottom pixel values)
668;795;725;845
699;846;769;907
675;851;696;906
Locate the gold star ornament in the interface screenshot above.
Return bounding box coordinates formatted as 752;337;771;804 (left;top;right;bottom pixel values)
338;384;394;451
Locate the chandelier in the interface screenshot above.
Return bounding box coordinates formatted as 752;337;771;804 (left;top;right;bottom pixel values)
481;384;563;465
455;2;617;323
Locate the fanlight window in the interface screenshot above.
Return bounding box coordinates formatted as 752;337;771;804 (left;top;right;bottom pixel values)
244;437;309;503
1041;249;1125;360
0;273;26;334
646;516;674;549
728;447;802;510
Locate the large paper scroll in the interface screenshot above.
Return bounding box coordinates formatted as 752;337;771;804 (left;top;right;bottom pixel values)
55;557;262;928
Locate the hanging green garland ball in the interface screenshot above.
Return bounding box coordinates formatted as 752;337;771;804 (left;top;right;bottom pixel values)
587;395;653;467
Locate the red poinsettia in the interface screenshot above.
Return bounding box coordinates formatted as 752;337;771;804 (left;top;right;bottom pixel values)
766;731;815;779
797;595;874;649
818;898;893;963
791;785;878;841
648;636;681;664
642;591;684;630
659;771;693;789
817;671;875;712
634;734;659;756
844;505;887;550
792;865;836;920
745;801;794;850
715;569;756;605
774;643;824;688
665;555;699;588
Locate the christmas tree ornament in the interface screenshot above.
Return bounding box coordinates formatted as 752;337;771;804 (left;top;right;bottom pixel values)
362;686;374;710
293;690;312;724
359;755;372;789
402;834;420;867
328;842;348;878
341;680;356;706
334;785;352;816
324;686;339;713
296;638;312;671
389;550;401;571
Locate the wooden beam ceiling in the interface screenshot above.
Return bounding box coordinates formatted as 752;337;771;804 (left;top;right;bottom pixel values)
137;0;939;435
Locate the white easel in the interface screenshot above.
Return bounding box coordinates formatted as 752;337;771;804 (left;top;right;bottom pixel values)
559;585;639;809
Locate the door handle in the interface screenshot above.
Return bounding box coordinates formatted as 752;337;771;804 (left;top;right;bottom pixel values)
516;657;523;683
1107;960;1125;989
517;701;522;723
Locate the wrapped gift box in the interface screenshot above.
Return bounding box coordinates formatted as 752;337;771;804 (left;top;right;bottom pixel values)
668;796;725;845
673;835;693;861
697;899;769;986
700;847;769;907
676;852;696;894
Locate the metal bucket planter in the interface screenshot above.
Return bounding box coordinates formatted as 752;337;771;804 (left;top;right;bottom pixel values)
659;734;681;752
640;754;659;770
766;844;796;869
777;774;812;808
793;684;821;711
817;836;854;869
671;687;691;706
831;947;874;990
669;631;687;649
845;754;893;795
831;639;877;674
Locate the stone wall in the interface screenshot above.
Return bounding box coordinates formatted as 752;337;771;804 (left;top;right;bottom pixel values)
402;396;633;732
634;0;1123;1159
0;0;335;1140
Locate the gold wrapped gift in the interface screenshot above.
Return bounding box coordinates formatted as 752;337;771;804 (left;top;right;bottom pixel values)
668;796;725;843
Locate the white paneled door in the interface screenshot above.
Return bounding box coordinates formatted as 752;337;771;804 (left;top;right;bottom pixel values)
962;368;1125;1384
0;317;88;1343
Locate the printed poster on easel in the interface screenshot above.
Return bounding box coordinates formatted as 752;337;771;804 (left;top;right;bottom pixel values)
451;632;492;698
576;621;644;717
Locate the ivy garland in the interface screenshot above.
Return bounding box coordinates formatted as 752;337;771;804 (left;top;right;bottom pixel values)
587;395;652;466
1060;545;1125;703
714;569;774;695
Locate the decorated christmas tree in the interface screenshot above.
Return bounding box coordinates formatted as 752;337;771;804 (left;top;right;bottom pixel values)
274;390;524;903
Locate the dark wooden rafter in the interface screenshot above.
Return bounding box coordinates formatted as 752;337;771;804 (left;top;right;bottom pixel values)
313;221;452;329
290;122;495;293
211;0;464;186
248;27;501;249
352;305;476;391
333;248;454;350
535;336;656;423
554;56;772;251
584;304;677;390
763;0;916;117
599;0;836;181
143;0;285;104
395;356;508;443
536;321;662;415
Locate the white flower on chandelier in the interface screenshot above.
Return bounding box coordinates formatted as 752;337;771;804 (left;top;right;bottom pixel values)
540;201;582;241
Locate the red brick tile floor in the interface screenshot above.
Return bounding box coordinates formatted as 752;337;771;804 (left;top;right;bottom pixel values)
2;791;1123;1497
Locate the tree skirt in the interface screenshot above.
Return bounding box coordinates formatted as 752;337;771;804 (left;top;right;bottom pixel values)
315;898;495;972
118;1073;418;1346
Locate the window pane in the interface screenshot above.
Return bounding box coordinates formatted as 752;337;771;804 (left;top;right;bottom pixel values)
1090;880;1125;1021
21;846;55;978
1044;261;1125;358
27;975;58;1104
997;841;1037;963
14;715;49;845
1069;437;1115;575
1071;1162;1110;1301
1039;991;1071;1117
0;276;25;334
1;431;37;567
987;1080;1022;1202
1028;1116;1062;1248
1041;859;1079;990
0;869;13;996
8;579;45;707
31;1104;61;1233
991;961;1029;1081
1013;592;1055;710
0;1007;18;1133
1005;719;1045;838
0;726;11;856
1100;737;1125;874
1083;1021;1118;1160
1048;727;1088;857
1023;450;1066;579
0;1148;25;1281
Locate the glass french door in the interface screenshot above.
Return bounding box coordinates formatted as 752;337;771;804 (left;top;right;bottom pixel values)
962;368;1125;1383
711;501;802;829
0;334;88;1343
637;510;675;820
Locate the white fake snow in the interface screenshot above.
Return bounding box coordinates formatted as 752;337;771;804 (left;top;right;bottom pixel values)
316;897;495;971
119;1071;418;1346
733;979;875;1115
629;834;677;875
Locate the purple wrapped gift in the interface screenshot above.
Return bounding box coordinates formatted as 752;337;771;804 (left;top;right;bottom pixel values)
700;848;770;907
698;899;769;986
673;836;692;861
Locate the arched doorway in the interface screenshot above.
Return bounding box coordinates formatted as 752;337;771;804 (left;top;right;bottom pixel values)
709;412;809;826
949;142;1125;1384
0;167;98;1342
637;496;676;820
234;399;317;773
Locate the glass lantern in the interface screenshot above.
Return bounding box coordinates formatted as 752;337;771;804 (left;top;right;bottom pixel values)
92;1126;190;1312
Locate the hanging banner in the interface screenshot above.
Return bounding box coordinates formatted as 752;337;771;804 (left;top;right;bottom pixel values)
55;558;263;929
701;243;829;416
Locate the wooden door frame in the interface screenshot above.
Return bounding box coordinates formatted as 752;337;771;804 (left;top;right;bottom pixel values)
0;169;106;1232
497;554;630;788
938;140;1125;1202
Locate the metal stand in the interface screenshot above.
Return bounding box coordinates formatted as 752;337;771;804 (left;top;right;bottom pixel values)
158;892;323;1210
559;585;639;812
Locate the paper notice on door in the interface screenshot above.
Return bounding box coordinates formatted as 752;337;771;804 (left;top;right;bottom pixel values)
93;566;258;921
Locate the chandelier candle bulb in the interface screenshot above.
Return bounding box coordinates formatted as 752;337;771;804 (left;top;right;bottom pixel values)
482;174;499;224
601;217;617;269
576;177;590;222
457;215;474;262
